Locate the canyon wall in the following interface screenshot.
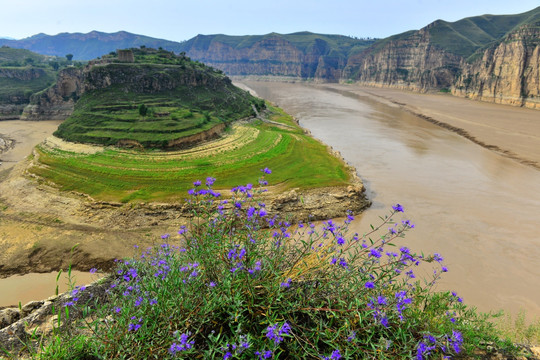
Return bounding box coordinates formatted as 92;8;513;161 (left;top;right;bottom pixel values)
452;25;540;109
343;27;462;92
181;33;372;82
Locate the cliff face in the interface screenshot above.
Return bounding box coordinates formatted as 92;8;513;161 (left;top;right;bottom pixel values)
0;67;56;119
22;67;82;120
181;33;372;82
452;25;540;109
343;28;462;91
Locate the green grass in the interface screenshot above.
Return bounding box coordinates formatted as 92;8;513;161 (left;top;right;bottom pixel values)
53;61;264;148
30;108;350;202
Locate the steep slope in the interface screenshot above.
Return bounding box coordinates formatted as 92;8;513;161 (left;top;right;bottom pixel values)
343;6;540;107
452;17;540;108
179;32;375;82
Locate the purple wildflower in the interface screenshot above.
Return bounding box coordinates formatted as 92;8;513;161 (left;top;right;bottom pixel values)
280;278;292;288
206;177;216;186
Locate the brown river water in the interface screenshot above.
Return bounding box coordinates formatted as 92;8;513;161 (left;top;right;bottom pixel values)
0;83;539;321
241;81;540;320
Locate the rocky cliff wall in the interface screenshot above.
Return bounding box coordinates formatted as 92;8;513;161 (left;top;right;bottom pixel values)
0;67;47;82
0;67;54;118
185;36;348;82
452;25;540;109
343;28;462;92
21;67;82;120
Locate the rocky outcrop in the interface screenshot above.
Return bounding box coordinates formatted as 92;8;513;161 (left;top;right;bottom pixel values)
0;278;111;353
344;29;462;91
21;67;82;120
0;67;47;82
0;136;15;154
452;24;540;109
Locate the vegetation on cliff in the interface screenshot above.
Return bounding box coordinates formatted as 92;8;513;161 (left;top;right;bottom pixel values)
53;48;264;147
0;47;62;107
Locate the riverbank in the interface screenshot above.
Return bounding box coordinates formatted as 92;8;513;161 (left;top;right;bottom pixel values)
330;84;540;170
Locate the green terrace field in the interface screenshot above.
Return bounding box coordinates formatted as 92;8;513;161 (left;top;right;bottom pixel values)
30;106;351;203
53;82;263;148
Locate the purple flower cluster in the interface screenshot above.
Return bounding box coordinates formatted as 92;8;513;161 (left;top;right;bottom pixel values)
254;350;273;359
265;322;291;344
221;336;251;359
416;330;463;360
321;349;342;360
169;332;194;355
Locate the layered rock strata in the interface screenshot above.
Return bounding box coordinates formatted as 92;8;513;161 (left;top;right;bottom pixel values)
452;25;540;109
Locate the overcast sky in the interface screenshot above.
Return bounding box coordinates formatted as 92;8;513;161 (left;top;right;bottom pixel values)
1;0;538;41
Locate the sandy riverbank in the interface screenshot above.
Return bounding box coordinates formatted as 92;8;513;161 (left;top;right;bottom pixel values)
327;84;540;170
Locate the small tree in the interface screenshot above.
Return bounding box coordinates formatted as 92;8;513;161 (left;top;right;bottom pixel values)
65;54;74;62
138;104;148;120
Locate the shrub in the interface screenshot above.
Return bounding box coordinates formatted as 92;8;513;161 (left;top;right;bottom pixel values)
34;170;514;359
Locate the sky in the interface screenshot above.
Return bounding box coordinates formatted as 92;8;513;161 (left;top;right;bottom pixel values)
1;0;539;42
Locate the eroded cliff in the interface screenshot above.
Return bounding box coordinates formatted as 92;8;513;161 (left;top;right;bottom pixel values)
452;24;540;109
180;33;374;82
343;27;462;92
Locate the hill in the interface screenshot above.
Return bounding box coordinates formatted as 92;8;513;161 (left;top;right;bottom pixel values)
37;48;263;148
24;49;365;207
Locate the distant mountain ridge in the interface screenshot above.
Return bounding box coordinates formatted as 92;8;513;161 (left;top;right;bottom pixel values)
0;31;187;60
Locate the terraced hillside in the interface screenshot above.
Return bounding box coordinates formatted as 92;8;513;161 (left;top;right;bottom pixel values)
49;48;264;147
29;106;352;203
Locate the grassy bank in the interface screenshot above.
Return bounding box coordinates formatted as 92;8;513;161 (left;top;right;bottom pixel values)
29;106;351;202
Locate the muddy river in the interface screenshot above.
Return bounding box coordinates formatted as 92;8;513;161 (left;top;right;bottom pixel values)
241;81;540;319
